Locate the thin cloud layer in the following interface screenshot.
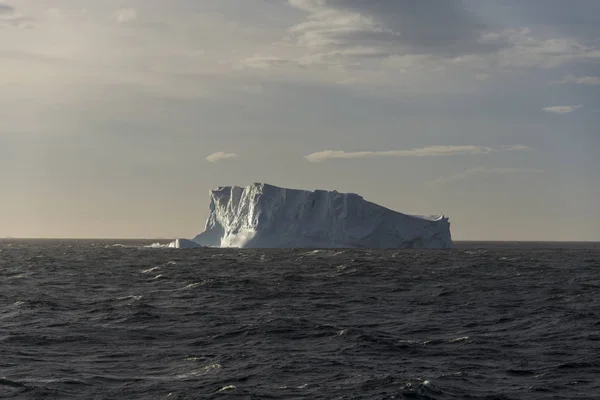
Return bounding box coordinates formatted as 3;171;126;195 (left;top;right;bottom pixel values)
0;2;30;27
241;56;295;69
553;75;600;85
426;166;544;187
305;145;529;163
115;8;137;24
288;0;500;58
542;105;583;114
206;152;239;163
282;0;600;76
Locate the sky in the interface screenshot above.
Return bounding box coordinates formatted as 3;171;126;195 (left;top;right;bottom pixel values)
1;0;599;241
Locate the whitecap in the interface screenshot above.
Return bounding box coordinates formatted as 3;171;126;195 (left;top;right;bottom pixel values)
145;243;169;249
305;250;325;255
8;273;28;279
176;363;221;379
399;339;423;345
116;295;142;302
181;279;213;290
182;282;202;290
141;267;160;274
217;385;236;392
203;363;221;372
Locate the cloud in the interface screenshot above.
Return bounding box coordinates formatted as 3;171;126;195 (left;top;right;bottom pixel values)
240;56;294;69
304;145;529;163
287;0;500;58
0;3;13;13
449;29;600;71
552;75;600;85
0;3;31;27
45;8;68;21
542;105;583;114
115;8;137;24
504;145;531;151
206;152;239;163
278;1;600;78
426;166;544;187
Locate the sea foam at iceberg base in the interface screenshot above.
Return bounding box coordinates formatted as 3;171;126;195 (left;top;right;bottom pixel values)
176;183;453;249
167;238;202;249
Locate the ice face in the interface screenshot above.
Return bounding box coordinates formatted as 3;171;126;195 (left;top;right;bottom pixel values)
168;238;202;249
192;183;453;249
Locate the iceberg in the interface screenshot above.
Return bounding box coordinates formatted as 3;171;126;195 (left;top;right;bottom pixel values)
191;183;453;249
168;238;202;249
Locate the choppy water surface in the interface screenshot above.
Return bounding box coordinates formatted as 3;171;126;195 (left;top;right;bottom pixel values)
1;240;599;399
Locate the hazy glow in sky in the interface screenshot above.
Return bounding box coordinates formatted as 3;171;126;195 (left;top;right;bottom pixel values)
1;0;599;240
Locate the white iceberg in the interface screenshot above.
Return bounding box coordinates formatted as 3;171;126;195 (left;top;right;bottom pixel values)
168;238;202;249
191;183;453;249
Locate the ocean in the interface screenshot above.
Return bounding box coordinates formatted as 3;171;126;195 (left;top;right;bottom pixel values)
1;239;599;399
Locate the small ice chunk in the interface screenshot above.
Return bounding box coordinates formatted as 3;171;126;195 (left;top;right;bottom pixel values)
168;239;202;249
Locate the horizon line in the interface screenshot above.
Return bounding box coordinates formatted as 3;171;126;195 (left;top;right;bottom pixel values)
1;238;599;244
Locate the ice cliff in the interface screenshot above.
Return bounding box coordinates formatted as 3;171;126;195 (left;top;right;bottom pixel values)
191;183;453;249
168;238;202;249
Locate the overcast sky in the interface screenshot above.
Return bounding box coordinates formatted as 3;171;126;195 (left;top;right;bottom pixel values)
1;0;599;240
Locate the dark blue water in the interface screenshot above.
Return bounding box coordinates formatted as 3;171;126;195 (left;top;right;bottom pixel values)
1;240;599;399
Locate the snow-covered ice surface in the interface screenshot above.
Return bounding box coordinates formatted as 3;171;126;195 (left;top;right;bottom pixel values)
192;183;453;249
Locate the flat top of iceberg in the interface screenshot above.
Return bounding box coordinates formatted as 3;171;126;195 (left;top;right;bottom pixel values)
213;182;446;222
